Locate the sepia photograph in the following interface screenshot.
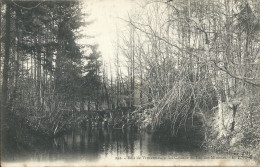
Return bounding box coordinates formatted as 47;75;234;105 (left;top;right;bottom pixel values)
0;0;260;166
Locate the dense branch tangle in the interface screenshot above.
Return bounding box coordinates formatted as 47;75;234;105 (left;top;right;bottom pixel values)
121;0;260;135
0;1;105;136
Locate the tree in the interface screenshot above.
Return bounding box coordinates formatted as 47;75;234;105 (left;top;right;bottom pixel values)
81;45;102;111
1;1;87;136
120;0;260;138
1;1;11;119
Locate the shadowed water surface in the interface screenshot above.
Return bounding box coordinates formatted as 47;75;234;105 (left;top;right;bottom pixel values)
4;127;222;162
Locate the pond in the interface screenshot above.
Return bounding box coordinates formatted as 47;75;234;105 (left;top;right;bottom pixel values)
3;126;253;166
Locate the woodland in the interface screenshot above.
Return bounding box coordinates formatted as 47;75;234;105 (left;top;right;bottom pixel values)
0;0;260;162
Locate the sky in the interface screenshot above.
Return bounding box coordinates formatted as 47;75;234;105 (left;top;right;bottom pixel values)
79;0;135;70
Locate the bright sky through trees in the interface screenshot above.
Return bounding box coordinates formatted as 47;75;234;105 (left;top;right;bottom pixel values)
80;0;134;69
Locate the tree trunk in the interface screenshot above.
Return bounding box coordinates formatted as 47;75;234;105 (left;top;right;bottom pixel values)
80;97;85;112
2;2;11;115
0;1;2;87
211;76;227;138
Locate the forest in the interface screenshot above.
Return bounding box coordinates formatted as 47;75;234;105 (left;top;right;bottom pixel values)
0;0;260;164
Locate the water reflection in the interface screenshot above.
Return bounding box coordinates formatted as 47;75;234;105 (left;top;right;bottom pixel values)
5;127;201;162
53;127;139;159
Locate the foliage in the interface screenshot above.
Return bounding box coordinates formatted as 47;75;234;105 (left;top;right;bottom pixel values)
0;1;103;137
119;0;260;153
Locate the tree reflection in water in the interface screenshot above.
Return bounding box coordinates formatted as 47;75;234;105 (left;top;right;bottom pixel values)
4;127;201;162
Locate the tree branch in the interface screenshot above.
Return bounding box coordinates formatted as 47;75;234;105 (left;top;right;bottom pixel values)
213;60;260;87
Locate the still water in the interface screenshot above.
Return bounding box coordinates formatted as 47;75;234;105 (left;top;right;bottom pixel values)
4;127;238;163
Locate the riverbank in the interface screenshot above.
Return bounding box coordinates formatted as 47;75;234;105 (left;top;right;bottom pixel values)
2;102;259;165
202;98;260;164
2;124;258;166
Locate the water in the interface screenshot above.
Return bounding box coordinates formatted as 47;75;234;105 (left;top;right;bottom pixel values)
4;126;201;161
4;126;255;166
